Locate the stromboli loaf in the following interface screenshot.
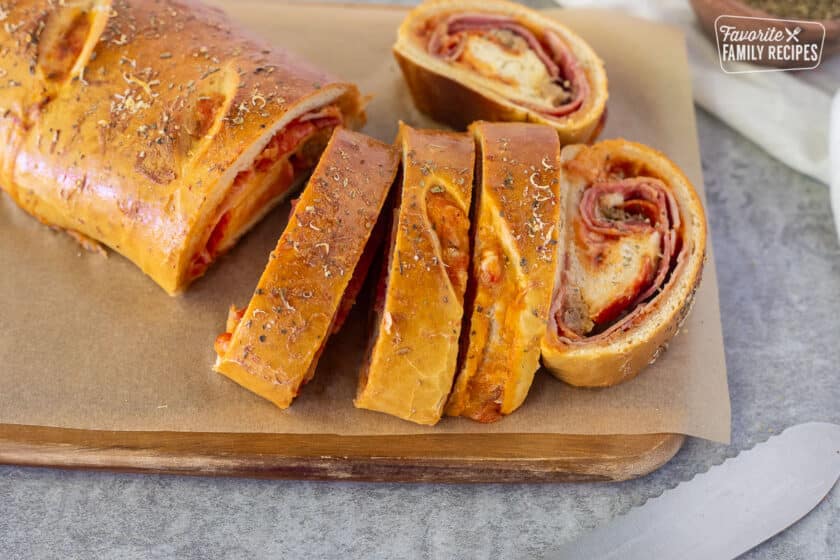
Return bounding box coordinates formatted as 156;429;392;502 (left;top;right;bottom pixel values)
355;123;475;425
393;0;607;144
445;121;562;423
541;139;707;387
0;0;364;294
213;128;398;409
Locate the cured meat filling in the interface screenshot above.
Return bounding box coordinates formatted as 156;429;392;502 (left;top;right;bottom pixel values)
423;13;588;116
556;176;682;341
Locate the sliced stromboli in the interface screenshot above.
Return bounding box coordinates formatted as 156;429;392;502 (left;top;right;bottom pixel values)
213;128;398;409
355;123;475;426
446;122;562;423
1;0;365;294
541;139;707;387
394;0;607;144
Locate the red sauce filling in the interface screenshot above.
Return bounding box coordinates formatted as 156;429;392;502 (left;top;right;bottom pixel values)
40;10;92;82
187;109;341;279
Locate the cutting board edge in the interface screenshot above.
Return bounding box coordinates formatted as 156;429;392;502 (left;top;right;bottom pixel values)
0;425;685;482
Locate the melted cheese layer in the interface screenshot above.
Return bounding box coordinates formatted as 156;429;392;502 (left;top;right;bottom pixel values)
568;230;661;325
457;33;566;110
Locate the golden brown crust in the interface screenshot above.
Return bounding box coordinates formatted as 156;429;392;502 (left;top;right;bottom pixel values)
393;0;607;144
540;139;707;387
1;0;364;294
0;0;111;120
445;121;562;422
213;128;398;409
355;122;475;426
0;0;112;189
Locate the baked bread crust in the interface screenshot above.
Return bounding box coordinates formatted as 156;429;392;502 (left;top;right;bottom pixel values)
213;128;398;409
541;139;707;387
445;121;562;422
355;122;475;425
394;0;607;144
1;0;364;294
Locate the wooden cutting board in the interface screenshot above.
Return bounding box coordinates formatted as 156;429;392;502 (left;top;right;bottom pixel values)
0;1;728;482
0;425;684;482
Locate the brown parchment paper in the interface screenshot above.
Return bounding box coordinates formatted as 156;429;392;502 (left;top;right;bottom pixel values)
0;3;731;443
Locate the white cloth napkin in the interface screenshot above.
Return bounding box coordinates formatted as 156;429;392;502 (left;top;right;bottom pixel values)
555;0;840;239
832;92;840;233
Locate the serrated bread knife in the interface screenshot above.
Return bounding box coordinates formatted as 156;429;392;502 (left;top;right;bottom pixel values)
555;422;840;559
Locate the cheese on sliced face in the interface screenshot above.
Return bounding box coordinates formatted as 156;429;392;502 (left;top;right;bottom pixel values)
567;229;661;328
461;34;548;88
457;33;563;109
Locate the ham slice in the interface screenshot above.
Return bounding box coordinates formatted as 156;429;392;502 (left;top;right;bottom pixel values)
427;13;587;117
556;177;682;342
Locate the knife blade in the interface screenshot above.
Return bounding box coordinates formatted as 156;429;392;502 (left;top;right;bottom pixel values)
555;422;840;560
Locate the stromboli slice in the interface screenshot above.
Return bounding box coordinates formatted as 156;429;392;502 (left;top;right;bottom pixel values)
394;0;607;143
1;0;365;294
355;123;475;426
446;122;562;423
213;128;398;409
541;139;706;387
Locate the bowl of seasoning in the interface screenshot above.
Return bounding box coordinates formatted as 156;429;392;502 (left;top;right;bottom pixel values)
690;0;840;66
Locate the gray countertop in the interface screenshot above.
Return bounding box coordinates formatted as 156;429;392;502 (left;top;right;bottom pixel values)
2;2;840;559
